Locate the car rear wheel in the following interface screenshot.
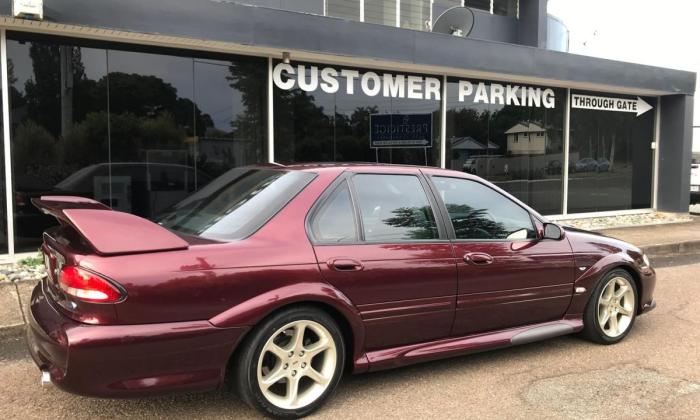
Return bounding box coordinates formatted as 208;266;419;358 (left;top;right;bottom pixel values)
582;269;638;344
234;306;345;418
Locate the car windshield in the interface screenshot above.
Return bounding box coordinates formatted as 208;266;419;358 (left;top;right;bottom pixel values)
154;167;316;241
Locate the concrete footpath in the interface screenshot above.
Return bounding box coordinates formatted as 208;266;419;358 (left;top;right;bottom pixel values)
597;216;700;258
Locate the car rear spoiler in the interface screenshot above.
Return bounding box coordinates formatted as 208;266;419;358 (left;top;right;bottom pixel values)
32;196;189;256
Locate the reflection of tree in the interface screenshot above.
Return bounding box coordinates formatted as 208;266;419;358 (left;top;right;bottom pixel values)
381;206;438;240
24;43;86;136
226;61;265;144
271;80;439;165
446;204;508;239
12;41;218;189
105;72;212;134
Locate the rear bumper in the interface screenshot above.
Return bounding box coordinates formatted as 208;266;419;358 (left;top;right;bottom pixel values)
26;281;248;398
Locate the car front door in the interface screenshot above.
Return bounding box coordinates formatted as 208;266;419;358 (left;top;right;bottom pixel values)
309;170;457;351
426;172;575;336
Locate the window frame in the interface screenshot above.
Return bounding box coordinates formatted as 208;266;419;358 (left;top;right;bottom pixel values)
307;175;362;244
426;174;539;242
306;170;450;245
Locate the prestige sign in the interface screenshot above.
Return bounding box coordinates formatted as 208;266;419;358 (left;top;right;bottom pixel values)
370;114;433;148
272;63;557;108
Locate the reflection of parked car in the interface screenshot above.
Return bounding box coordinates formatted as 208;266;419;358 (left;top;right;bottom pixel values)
15;163;212;246
462;158;477;174
574;157;598;172
574;157;610;173
596;158;611;172
546;160;561;175
691;160;699;205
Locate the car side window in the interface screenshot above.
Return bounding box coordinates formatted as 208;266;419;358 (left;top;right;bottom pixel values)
352;174;439;242
432;176;536;240
311;181;358;243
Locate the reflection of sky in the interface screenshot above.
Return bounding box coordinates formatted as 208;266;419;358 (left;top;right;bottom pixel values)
194;60;245;132
108;51;246;132
8;40;246;133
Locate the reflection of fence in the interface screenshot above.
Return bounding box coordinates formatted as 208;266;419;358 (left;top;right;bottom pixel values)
455;152;580;179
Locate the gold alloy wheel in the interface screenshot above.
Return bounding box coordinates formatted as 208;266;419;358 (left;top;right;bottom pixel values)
597;276;635;338
257;320;337;410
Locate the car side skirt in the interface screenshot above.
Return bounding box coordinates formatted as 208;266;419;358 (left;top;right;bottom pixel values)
357;318;583;373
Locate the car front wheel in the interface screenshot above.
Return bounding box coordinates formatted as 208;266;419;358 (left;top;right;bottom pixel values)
582;269;638;344
234;306;345;418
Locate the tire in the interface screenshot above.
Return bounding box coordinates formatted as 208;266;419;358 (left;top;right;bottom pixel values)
581;269;638;345
234;306;345;419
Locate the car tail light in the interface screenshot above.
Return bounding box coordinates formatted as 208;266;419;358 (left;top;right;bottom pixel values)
58;266;124;303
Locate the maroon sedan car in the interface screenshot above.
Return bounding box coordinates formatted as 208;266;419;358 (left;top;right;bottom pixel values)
27;163;656;418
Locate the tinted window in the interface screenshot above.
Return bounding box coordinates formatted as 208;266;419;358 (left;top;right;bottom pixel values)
432;177;535;240
156;168;315;240
445;78;565;216
326;0;361;20
567;91;655;213
311;181;358;243
353;174;439;241
7;33;267;252
273;61;441;167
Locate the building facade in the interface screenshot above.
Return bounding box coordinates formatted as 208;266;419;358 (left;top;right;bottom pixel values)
0;0;695;257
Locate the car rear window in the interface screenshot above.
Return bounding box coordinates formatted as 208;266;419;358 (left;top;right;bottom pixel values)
154;168;316;240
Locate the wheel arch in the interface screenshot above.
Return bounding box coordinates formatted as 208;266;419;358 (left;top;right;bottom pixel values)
212;282;367;381
566;253;642;316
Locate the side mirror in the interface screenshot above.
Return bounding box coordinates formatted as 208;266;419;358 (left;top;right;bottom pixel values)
543;223;563;240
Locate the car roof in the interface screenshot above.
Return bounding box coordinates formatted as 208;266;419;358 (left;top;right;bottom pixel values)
254;162;462;176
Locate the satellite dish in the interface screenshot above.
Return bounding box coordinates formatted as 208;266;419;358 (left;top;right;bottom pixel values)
432;6;475;37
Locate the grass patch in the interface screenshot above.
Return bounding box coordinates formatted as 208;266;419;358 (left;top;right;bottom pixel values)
19;252;44;267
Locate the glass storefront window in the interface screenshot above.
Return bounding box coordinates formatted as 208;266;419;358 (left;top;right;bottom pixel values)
365;0;396;26
7;33;266;252
445;78;565;215
0;77;6;254
273;62;441;167
400;1;431;30
324;1;520;30
326;0;361;21
493;0;518;17
8;39;109;251
465;0;491;13
567;91;655;213
434;0;463;6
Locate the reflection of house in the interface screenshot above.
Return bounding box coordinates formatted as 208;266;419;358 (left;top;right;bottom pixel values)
451;136;499;156
505;121;547;155
450;136;499;171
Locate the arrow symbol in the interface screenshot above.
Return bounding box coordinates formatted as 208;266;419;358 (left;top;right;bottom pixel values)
636;96;653;116
571;94;654;117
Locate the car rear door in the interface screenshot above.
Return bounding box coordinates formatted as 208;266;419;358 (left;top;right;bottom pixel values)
424;170;575;336
309;169;457;351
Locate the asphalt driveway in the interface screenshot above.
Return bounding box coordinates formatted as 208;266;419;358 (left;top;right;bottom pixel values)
1;261;699;419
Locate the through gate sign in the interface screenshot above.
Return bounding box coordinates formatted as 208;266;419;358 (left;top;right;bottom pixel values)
571;94;653;116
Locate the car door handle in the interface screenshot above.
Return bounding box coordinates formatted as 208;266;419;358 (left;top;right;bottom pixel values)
464;252;494;265
327;258;364;271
